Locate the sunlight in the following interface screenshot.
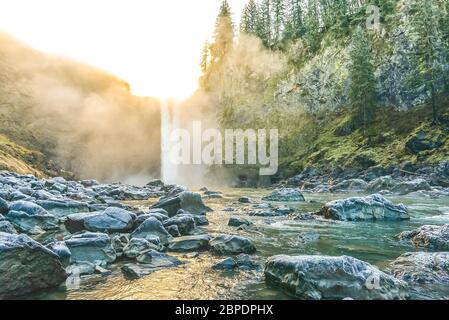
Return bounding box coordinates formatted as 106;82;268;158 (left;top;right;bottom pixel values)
0;0;246;100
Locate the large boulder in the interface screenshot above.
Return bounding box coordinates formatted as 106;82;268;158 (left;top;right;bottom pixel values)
391;179;431;195
330;179;368;192
65;207;135;234
35;199;90;217
209;235;256;255
131;217;172;245
406;130;445;154
167;235;211;252
151;191;212;217
317;194;409;221
265;255;408;300
123;238;160;259
365;176;397;193
65;232;116;264
398;224;449;250
0;232;67;298
163;214;196;236
389;252;449;285
136;249;183;268
262;188;305;202
6;201;59;234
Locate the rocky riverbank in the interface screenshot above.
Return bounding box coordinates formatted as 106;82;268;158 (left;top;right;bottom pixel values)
1;170;449;300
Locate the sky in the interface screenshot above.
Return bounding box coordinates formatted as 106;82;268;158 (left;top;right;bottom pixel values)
0;0;246;100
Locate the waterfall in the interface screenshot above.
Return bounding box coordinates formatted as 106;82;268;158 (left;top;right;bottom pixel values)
160;101;174;183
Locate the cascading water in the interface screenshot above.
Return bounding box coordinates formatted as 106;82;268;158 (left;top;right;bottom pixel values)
160;101;178;184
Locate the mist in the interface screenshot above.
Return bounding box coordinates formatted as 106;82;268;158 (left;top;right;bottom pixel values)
0;32;161;183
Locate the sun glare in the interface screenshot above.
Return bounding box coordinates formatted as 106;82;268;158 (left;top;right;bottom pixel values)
0;0;246;100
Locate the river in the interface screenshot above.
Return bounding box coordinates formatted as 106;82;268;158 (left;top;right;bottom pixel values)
30;188;449;300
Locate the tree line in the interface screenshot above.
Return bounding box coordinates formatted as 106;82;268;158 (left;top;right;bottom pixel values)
201;0;449;132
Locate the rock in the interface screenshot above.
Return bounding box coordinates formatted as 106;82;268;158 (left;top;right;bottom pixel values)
146;179;165;188
365;176;397;193
167;225;181;237
297;232;320;244
391;179;431;195
192;215;209;226
131;217;172;245
65;232;116;264
47;242;71;266
238;197;252;203
121;264;153;279
398;224;449;250
330;179;368;192
124;238;160;259
151;191;212;217
388;252;449;284
65;207;135;233
111;234;129;257
66;261;97;276
163;214;196;236
235;254;263;270
6;209;59;235
406;130;445;154
264;255;408;300
0;197;9;214
8;201;48;216
212;257;237;270
167;235;211;252
228;217;252;227
35;200;90;217
317;194;409;221
248;206;293;217
0;232;67;298
0;221;17;234
209;235;256;255
262;188;305;202
136;250;182;268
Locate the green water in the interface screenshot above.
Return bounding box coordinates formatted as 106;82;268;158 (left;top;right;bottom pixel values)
32;189;449;300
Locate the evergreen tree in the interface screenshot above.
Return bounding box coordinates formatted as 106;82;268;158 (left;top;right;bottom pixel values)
304;0;321;53
240;0;259;35
284;0;304;40
272;0;286;44
211;0;235;64
408;0;447;124
348;27;377;136
256;0;272;47
200;40;210;73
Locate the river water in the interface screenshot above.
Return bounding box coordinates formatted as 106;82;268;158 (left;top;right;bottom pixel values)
31;189;449;300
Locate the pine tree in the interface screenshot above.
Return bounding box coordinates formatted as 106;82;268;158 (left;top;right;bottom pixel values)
256;0;272;47
408;0;447;124
240;0;259;35
349;27;377;136
284;0;304;40
211;0;235;64
272;0;286;45
200;40;210;73
304;0;321;53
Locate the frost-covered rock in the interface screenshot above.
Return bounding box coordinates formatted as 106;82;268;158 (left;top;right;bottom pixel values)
262;188;305;202
265;255;408;300
317;194;409;221
209;235;256;255
0;232;67;298
151;191;212;216
398;224;449;251
389;252;449;285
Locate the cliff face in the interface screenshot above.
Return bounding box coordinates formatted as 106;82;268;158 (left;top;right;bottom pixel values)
278;2;447;112
0;33;161;182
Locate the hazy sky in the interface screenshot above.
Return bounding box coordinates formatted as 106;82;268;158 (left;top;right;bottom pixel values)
0;0;246;99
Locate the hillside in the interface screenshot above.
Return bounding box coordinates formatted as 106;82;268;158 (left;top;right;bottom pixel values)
0;32;161;182
199;0;449;183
